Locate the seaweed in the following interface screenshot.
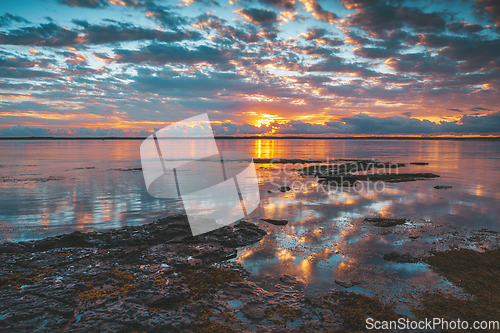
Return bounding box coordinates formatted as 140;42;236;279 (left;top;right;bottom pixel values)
413;249;500;332
182;267;243;300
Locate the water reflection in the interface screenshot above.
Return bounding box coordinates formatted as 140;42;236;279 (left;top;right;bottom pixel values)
0;140;184;241
233;150;499;311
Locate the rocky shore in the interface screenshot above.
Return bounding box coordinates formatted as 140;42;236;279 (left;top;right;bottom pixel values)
0;216;349;332
2;215;499;333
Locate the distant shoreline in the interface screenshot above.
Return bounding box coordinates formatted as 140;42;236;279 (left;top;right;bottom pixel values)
0;136;499;141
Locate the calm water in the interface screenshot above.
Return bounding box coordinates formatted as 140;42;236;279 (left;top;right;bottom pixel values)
1;139;499;312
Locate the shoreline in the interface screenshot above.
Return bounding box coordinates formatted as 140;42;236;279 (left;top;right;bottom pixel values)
0;137;499;141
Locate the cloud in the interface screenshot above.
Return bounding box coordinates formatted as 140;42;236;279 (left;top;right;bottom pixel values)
0;23;80;47
0;67;59;79
298;0;338;24
73;20;202;44
416;34;500;72
0;51;53;68
354;47;396;59
0;125;53;137
0;22;201;47
1;0;499;137
273;120;332;134
308;54;379;77
447;22;484;34
0;13;29;27
444;111;500;133
327;113;440;134
470;107;492;111
0;125;150;137
58;0;109;8
212;122;271;135
113;44;231;66
299;28;327;40
236;8;279;26
474;0;500;30
142;4;190;29
343;1;447;37
258;0;296;11
218;112;500;136
385;53;458;75
2;112;500;137
298;28;343;46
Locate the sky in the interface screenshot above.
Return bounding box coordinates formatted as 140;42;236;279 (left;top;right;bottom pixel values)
0;0;499;137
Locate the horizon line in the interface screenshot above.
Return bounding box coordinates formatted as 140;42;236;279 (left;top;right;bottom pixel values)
0;136;499;141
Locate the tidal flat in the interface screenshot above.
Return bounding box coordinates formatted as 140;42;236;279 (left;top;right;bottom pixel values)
1;214;499;332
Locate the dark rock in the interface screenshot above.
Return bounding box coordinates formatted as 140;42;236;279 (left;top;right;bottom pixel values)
279;274;297;284
0;216;266;254
240;301;266;319
108;167;142;171
319;173;439;184
0;215;272;332
434;185;452;190
297;160;406;177
383;252;418;263
334;280;360;288
261;218;288;226
278;186;291;192
365;217;406;227
410;162;429;165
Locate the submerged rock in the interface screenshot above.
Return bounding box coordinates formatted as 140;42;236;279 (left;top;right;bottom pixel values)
279;274;298;284
0;216;266;253
434;185;452;190
320;173;439;183
334;280;360;288
383;252;418;263
365;217;407;227
297;160;406;177
261;218;289;226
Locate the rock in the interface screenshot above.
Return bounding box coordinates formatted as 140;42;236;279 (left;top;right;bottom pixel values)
383;252;418;263
261;218;289;226
334;280;360;288
0;215;272;332
280;275;297;284
0;216;266;254
434;185;452;190
410;162;429;165
321;173;439;184
365;217;406;227
240;301;266;319
278;186;291;192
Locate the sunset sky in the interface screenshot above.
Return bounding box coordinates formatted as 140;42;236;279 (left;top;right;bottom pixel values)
0;0;499;136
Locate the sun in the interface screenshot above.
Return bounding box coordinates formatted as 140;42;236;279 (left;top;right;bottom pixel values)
253;113;281;127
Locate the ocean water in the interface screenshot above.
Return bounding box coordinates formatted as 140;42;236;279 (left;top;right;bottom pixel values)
1;139;499;311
